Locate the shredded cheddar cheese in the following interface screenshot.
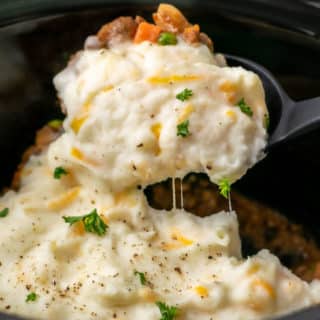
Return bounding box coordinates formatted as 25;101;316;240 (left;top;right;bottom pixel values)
138;288;157;302
194;286;209;298
151;123;162;139
71;115;89;134
171;228;193;246
178;104;194;123
71;85;114;134
219;81;237;92
148;74;200;84
151;123;162;156
70;147;100;166
251;279;275;299
83;85;113;110
47;186;81;210
71;220;86;236
220;81;237;104
226;110;236;120
71;147;85;160
113;191;137;207
162;228;194;250
227;93;236;104
246;263;261;275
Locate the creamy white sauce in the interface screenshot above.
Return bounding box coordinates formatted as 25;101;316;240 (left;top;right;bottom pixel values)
0;38;319;320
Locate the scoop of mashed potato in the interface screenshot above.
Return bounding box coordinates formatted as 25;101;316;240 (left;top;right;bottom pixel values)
51;39;267;191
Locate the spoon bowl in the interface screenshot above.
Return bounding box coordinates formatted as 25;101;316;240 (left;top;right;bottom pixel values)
225;54;320;149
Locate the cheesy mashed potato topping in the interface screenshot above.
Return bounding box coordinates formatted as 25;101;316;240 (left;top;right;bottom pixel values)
0;4;319;320
52;40;267;190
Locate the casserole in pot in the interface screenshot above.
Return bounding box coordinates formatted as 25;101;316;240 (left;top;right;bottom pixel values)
0;1;319;319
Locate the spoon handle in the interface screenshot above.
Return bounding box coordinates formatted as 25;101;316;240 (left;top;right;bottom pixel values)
268;97;320;148
273;305;320;320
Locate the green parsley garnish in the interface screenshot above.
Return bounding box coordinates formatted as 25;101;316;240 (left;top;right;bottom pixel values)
177;120;190;137
236;98;253;117
134;270;147;285
158;32;177;45
0;208;9;218
53;166;68;179
218;178;231;199
47;119;63;130
26;292;38;302
176;88;193;101
63;209;108;236
156;301;178;320
264;114;270;130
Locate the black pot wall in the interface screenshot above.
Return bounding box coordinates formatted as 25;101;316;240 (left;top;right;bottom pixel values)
0;1;319;320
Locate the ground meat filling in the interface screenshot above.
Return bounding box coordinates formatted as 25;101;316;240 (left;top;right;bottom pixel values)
85;4;213;50
97;16;140;47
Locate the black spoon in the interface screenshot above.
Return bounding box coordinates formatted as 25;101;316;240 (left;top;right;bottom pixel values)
226;55;320;320
273;305;320;320
225;54;320;149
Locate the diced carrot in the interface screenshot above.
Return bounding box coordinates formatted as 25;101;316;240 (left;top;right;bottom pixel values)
134;22;162;44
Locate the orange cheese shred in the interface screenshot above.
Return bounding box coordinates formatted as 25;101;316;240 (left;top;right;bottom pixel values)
148;74;201;85
194;286;209;298
251;279;275;299
47;186;81;210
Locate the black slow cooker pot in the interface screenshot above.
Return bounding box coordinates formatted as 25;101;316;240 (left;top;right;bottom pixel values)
0;1;319;319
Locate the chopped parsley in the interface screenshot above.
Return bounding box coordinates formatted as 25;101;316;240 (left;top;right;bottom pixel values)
134;270;147;285
63;209;108;236
0;208;9;218
158;32;177;45
264;114;270;130
53;166;68;179
176;88;193;101
236;98;253;117
218;178;231;199
177;120;190;137
26;292;38;302
156;301;178;320
47;119;63;130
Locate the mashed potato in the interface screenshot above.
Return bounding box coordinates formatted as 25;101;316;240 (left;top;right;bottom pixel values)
51;40;267;190
0;151;319;320
0;4;319;320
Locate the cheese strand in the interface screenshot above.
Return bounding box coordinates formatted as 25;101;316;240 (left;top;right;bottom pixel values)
172;177;176;211
180;178;184;209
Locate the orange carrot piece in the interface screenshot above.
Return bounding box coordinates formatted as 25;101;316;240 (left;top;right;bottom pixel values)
133;22;162;44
